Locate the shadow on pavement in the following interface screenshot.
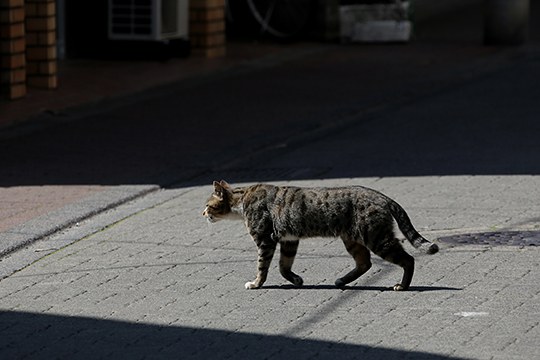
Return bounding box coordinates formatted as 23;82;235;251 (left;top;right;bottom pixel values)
1;4;540;189
438;230;540;247
0;311;466;359
262;284;462;292
2;40;540;190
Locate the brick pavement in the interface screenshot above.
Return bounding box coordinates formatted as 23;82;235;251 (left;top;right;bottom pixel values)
0;185;107;233
0;178;539;359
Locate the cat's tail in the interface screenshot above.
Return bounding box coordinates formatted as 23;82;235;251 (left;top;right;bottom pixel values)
388;200;439;255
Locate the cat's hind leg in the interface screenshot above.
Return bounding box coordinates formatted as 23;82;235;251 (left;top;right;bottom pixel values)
372;238;414;291
279;239;303;287
335;236;372;288
245;237;276;289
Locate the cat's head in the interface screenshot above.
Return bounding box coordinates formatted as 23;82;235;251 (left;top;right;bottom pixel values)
203;180;234;223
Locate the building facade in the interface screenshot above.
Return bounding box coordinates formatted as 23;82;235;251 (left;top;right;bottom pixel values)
0;0;226;101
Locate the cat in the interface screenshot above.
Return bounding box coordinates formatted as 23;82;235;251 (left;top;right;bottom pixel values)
203;180;438;291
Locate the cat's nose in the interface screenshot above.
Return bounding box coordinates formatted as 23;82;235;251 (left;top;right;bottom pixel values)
202;207;208;216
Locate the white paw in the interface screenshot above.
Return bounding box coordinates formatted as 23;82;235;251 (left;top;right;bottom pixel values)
244;281;257;289
393;283;405;291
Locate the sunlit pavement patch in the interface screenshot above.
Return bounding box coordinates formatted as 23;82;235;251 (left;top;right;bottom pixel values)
454;312;489;317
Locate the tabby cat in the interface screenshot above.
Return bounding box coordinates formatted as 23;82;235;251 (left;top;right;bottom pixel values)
203;180;438;291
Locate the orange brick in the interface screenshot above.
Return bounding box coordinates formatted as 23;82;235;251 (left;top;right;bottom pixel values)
26;16;55;32
190;20;225;34
0;36;25;53
191;33;225;47
38;31;55;45
206;7;225;21
25;0;55;3
0;0;25;8
13;67;25;82
1;52;25;68
26;2;54;16
0;22;25;37
0;67;25;83
6;83;26;99
42;2;55;15
27;74;57;89
38;60;55;74
26;61;57;77
37;2;54;16
26;45;56;60
190;7;224;22
28;31;54;45
190;0;225;9
25;61;38;73
0;6;25;23
25;32;38;45
24;3;38;16
24;3;37;17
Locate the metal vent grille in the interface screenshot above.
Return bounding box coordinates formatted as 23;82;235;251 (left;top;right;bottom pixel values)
108;0;188;41
110;0;154;38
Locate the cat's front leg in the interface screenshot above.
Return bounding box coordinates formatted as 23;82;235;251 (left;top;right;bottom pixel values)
245;237;276;289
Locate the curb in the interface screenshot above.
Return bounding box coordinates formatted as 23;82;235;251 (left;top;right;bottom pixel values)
0;185;160;258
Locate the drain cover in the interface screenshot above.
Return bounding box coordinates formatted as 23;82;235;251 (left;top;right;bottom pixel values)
438;231;540;246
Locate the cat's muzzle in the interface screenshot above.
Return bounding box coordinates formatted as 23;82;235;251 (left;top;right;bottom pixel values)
205;216;218;224
203;209;218;223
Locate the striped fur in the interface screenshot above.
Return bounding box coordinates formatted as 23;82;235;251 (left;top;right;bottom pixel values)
203;180;438;291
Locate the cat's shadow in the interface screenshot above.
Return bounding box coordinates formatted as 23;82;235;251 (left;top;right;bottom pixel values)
262;284;462;292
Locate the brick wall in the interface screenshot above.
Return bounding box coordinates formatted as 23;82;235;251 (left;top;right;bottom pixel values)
189;0;226;58
2;0;225;101
0;0;26;100
25;0;56;89
0;0;56;101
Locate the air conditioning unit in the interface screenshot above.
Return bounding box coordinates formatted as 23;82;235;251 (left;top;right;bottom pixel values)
108;0;188;41
340;1;412;43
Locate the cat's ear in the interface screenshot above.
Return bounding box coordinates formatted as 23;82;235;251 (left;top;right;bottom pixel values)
219;180;232;191
213;181;225;200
